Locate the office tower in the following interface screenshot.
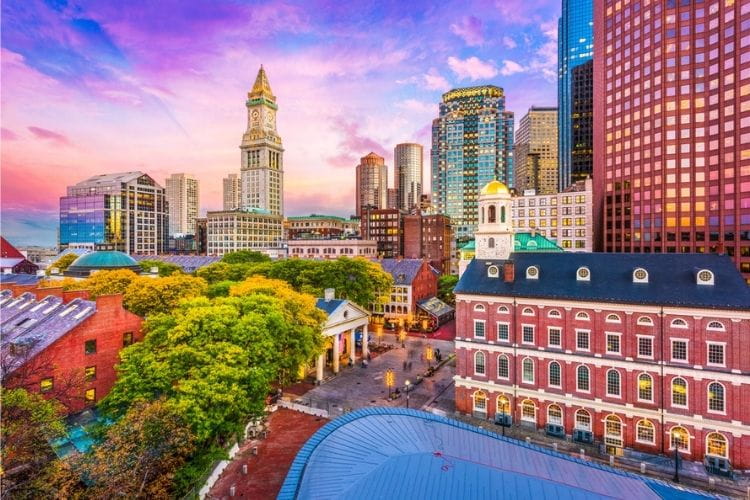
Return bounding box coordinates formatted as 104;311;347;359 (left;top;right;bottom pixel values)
570;61;594;183
395;143;423;211
594;0;750;281
360;208;402;257
355;152;388;217
223;173;241;210
431;86;515;240
558;0;593;191
59;171;168;255
240;65;284;216
514;107;559;195
165;173;199;236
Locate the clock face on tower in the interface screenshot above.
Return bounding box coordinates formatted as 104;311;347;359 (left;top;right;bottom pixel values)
265;110;275;128
251;110;260;127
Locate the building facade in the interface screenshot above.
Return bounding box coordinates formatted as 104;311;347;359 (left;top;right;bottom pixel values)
59;172;168;255
205;209;283;256
288;239;377;260
394;143;423;211
387;188;398;210
514;107;559;195
195;217;207;255
431;86;515;240
355;152;388;217
512;178;593;251
165;173;199;236
594;0;750;281
240;66;284;216
360;208;402;258
570;60;594;185
223;173;241;211
286;215;359;240
558;0;593;191
372;258;439;321
402;213;453;274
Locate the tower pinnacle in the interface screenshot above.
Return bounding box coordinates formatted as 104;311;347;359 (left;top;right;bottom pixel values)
249;65;275;102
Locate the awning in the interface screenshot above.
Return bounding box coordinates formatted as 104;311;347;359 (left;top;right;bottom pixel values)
417;297;454;320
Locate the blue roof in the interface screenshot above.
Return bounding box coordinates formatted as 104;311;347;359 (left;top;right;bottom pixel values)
0;273;42;286
69;251;137;269
455;253;750;310
279;408;717;500
315;298;346;316
377;259;425;285
131;254;221;272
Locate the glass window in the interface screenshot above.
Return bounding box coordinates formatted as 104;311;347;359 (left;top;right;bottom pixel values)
575;409;591;431
638;374;653;401
671;427;690;451
474;320;486;339
85;388;96;403
607;370;621;397
576;330;590;351
40;378;53;393
497;323;509;341
474;351;486;375
638;337;653;357
473;391;487;412
672;377;688;407
497;395;510;414
604;415;623;447
548;327;562;347
636;420;655;444
498;356;509;378
707;343;725;365
708;382;725;412
85;340;97;355
706;432;728;458
85;366;96;382
577;365;590;391
522;358;534;383
606;333;621;354
548;404;563;425
671;340;688;361
522;325;534;344
521;400;536;422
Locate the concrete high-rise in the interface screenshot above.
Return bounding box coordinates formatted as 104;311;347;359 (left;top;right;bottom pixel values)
594;0;750;281
355;152;388;217
513;107;558;195
240;66;284;216
165;173;199;236
394;143;423;211
558;0;593;191
223;173;241;210
431;86;515;240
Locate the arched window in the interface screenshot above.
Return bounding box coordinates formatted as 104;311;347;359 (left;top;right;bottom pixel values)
706;432;728;458
474;351;486;375
522;307;535;316
575;311;590;321
497;355;509;379
548;361;561;387
636;419;655;444
576;365;590;392
670;426;690;451
575;409;591;430
548;309;561;318
497;395;510;414
604;415;623;447
708;382;725;413
473;304;485;312
497;305;509;314
481;206;485;224
547;404;563;425
473;390;487;412
670;318;688;328
521;399;536;422
638;373;653;401
500;205;506;223
522;358;534;383
488;205;496;223
606;314;621;323
707;321;725;332
637;316;654;326
606;369;621;397
488;237;495;248
672;377;688;407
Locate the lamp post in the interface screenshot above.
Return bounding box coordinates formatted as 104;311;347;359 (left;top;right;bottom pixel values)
405;380;411;409
384;368;395;399
672;431;681;483
425;345;434;368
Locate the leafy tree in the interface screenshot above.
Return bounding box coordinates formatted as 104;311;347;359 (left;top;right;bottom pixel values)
265;259;319;289
438;274;459;306
124;275;208;317
220;250;271;264
45;253;78;275
195;261;271;284
0;388;66;498
206;280;236;298
138;260;182;277
47;269;140;299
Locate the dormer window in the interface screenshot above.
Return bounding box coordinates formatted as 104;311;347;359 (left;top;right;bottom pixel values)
633;268;648;283
576;266;590;281
487;265;499;278
526;265;539;279
696;269;714;285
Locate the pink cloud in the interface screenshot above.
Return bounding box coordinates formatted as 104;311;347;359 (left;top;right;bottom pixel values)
27;126;71;145
500;59;525;76
447;56;498;81
449;16;484;46
326;117;388;169
423;70;452;91
1;128;19;140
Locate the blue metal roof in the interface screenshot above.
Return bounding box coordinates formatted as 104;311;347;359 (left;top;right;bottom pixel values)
454;253;750;310
131;254;221;272
0;273;42;286
315;298;345;316
377;259;425;285
279;408;720;500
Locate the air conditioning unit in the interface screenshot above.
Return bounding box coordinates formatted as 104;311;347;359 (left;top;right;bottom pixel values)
494;414;512;427
704;456;733;478
546;424;565;438
573;429;594;444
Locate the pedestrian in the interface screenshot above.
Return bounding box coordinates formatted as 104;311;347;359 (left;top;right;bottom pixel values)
403;360;407;370
408;361;412;371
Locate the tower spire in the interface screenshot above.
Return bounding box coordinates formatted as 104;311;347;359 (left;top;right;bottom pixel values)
249;65;275;102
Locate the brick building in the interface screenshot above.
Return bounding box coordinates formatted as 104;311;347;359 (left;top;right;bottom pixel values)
287;239;377;259
1;285;143;414
285;215;359;240
402;213;453;274
360;208;402;258
372;258;438;321
1;236;39;275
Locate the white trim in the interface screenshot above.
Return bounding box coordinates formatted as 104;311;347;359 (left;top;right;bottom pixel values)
575;311;590;321
521;307;535;316
473;319;486;340
704;431;729;459
605;313;621;323
668;426;692;453
671;376;689;409
521;324;535;345
706;342;726;368
706;381;727;415
576;364;591;393
636;335;655;360
497;354;510;380
636;372;654;403
706;320;725;332
474;350;487;376
670;338;689;363
497;305;510;314
547;326;563;348
637;316;654;326
547;308;562;318
670;318;689;329
496;321;510;342
606;368;622;398
473;303;486;312
548;361;562;389
635;419;656;445
521;357;535;384
605;331;622;355
575;329;590;352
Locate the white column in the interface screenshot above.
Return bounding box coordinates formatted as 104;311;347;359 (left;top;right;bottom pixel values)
316;353;324;382
349;329;356;363
362;324;369;357
333;334;340;374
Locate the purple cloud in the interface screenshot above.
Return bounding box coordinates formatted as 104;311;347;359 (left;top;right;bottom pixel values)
326;118;388;169
1;128;19;140
27;126;71;145
450;16;484;46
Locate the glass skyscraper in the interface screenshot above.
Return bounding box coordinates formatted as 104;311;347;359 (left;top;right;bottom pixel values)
558;0;593;191
431;86;514;241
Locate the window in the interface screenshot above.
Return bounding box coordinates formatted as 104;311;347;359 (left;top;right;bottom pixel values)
576;330;590;351
606;333;621;354
575;311;590;321
708;382;725;413
548;327;562;348
576;267;591;281
497;305;509;314
696;269;714;285
671;427;690;451
547;309;561;318
575;409;591;430
85;388;96;403
473;391;487;412
606;370;621;397
123;332;134;347
638;373;653;401
707;343;725;366
706;432;728;458
576;365;590;392
474;320;486;339
522;307;535;316
547;404;563;425
605;314;621;323
497;323;509;341
497;395;510;414
548;362;561;387
487;265;499;277
497;355;509;378
85;366;96;382
633;268;649;283
40;378;53;393
671;318;688;328
706;321;725;332
637;316;653;326
85;340;96;355
636;420;655;444
604;415;623;447
672;378;688;407
522;358;534;383
474;351;486;375
522;325;534;344
671;340;688;361
521;399;536;422
526;266;540;279
473;304;486;312
638;337;653;358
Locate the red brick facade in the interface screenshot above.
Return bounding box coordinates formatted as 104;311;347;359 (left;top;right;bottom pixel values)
454;295;750;469
402;214;452;274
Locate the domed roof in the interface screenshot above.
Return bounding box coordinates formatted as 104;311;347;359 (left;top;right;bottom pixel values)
481;180;510;196
70;251;138;268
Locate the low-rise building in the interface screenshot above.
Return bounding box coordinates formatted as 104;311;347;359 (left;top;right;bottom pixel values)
360;208;402;258
287;239;377;259
1;237;39;275
286;215;359;240
372;258;438;322
402;213;452;275
206;208;283;256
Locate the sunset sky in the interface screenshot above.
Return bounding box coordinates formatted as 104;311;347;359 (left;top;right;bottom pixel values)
1;0;559;246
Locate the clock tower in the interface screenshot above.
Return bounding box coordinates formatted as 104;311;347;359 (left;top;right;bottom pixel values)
474;180;514;260
240;65;284;216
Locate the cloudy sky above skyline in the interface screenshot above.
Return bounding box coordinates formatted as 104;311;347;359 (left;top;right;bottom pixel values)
1;0;559;246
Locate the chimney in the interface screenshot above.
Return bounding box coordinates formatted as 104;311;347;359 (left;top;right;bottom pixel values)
503;261;515;283
324;288;335;302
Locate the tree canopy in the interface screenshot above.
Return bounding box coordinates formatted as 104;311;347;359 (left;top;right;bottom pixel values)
220;250;271;264
46;254;77;275
138;260;182;277
123;275;208;317
437;274;459;306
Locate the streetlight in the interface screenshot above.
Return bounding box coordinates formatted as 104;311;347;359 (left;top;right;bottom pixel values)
672;430;681;483
405;380;411;409
425;345;434;368
384;368;395;399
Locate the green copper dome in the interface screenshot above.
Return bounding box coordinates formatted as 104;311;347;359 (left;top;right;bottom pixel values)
64;251;142;278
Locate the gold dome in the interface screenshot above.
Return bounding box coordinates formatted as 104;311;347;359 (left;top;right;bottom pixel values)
480;180;510;195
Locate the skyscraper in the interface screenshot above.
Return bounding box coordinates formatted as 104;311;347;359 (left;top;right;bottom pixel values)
165;173;199;236
558;0;593;191
223;173;241;210
240;66;284;216
431;86;514;240
394;143;423;211
513;106;558;195
594;0;750;281
355;152;388;217
570;60;594;183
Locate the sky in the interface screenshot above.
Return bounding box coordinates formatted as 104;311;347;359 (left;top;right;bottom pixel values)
1;0;560;246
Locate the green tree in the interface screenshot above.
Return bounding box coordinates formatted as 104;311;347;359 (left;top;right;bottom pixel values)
55;269;140;299
138;260;182;277
123;275;208;317
206;280;236;298
438;274;459;306
45;253;78;275
221;250;271;264
195;261;271;284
